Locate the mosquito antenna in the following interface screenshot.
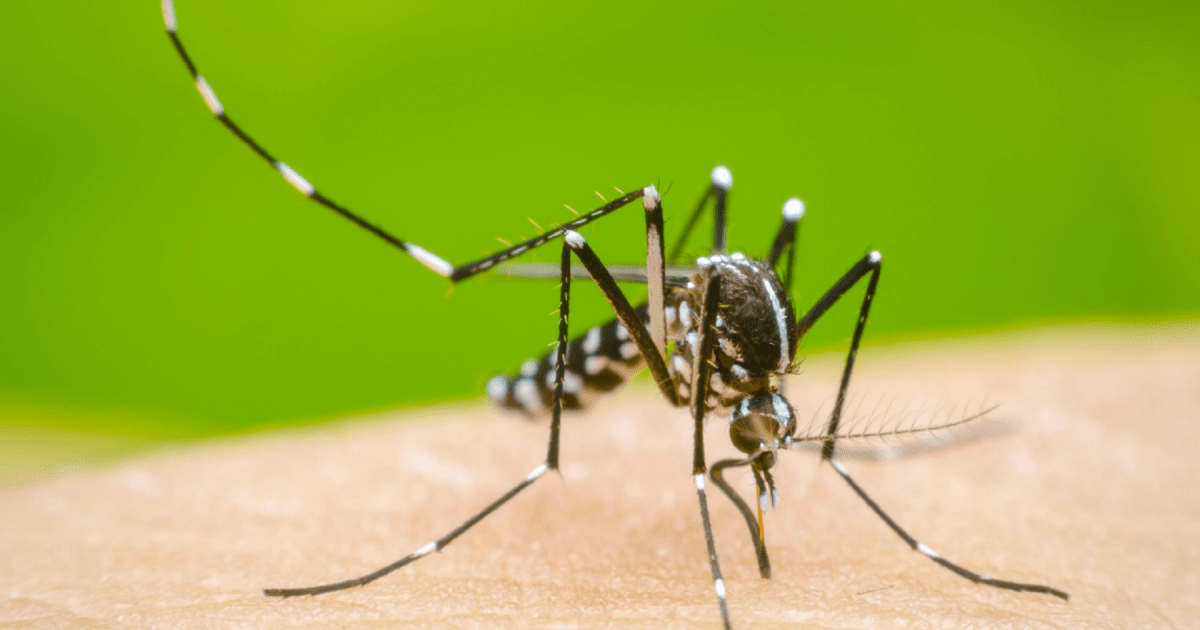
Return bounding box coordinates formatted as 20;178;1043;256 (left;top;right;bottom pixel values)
789;404;1001;447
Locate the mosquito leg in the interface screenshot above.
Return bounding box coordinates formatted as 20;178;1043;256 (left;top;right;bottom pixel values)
765;198;805;292
545;241;571;469
563;231;681;406
668;166;734;264
668;185;712;264
263;242;577;597
690;272;732;629
792;251;883;460
643;187;668;356
828;456;1069;600
801;254;1066;600
262;461;550;597
161;1;645;284
711;166;732;254
710;459;771;579
566;233;730;621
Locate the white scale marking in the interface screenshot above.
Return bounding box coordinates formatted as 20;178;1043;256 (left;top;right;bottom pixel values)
782;197;806;222
404;243;453;277
527;463;549;482
771;393;793;427
869;250;883;265
161;0;177;32
583;327;601;354
620;341;639;360
917;542;941;559
711;165;733;191
678;302;693;329
694;473;706;491
194;76;224;116
520;358;538;377
672;354;692;381
761;276;792;372
413;541;437;557
562;370;583;395
585;355;609;375
616;324;630;341
723;260;747;279
714;578;726;599
564;230;586;249
642;185;661;209
731;398;751;426
486;376;508;403
272;161;315;196
513;379;541;411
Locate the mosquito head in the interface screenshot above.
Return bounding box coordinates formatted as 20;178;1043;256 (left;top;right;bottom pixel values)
729;391;797;469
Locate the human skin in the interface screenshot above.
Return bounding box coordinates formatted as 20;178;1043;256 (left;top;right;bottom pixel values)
2;326;1197;628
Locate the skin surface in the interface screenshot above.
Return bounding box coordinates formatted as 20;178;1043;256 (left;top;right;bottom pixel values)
2;325;1197;628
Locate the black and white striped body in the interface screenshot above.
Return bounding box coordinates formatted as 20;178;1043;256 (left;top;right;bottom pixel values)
669;253;798;411
488;253;797;415
486;303;658;413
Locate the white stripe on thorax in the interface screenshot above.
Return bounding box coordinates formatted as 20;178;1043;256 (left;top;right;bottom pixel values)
761;277;791;372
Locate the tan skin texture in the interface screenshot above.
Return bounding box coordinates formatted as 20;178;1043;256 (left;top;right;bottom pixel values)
2;325;1197;629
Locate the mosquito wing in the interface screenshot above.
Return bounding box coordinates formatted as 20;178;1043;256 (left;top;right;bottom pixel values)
498;262;696;287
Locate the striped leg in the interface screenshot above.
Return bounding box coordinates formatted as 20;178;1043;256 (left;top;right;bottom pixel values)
799;254;1069;601
828;456;1070;600
689;272;733;629
643;187;669;358
563;232;681;406
668;165;734;264
161;0;646;284
488;184;674;417
765;198;805;292
793;251;883;461
710;166;732;255
562;231;731;626
263;242;576;597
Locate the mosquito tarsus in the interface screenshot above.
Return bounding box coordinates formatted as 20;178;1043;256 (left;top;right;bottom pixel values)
159;1;1069;627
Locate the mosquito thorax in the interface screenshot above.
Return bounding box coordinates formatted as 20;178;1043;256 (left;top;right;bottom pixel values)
728;391;797;458
668;253;798;409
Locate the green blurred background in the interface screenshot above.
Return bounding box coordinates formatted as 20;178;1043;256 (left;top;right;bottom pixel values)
2;0;1197;482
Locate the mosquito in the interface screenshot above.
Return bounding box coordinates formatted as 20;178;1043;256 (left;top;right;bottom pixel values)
160;2;1069;627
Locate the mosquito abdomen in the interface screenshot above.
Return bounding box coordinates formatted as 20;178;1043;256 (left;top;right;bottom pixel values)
486;305;656;414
